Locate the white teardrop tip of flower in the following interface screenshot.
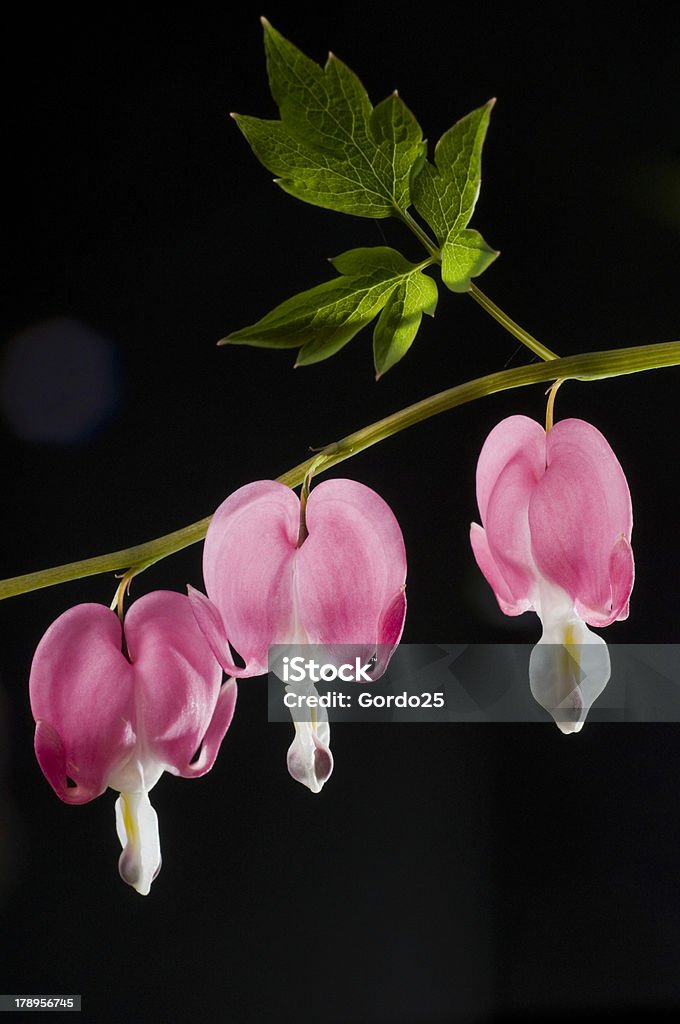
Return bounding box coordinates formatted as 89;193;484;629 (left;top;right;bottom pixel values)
115;790;162;895
529;617;611;734
286;719;334;794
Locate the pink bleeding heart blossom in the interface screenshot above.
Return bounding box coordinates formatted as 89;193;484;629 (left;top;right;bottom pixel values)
189;478;407;792
470;415;634;732
30;590;236;895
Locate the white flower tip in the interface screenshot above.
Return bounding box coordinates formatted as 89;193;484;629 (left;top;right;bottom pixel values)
286;722;334;794
555;716;585;736
529;618;611;734
551;689;587;734
115;791;162;895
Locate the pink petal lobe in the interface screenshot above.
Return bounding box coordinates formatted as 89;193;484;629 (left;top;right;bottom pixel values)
202;481;299;674
123;591;227;774
295;479;407;655
475;415;546;523
575;534;635;627
374;588;408;674
379;588;407;646
187;586;249;677
530;419;633;626
470;523;533;616
29;604;136;802
610;534;635;621
177;679;238;778
34;720;97;805
483;444;545;606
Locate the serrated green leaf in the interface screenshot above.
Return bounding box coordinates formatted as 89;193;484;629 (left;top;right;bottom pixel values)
440;229;499;293
233;20;425;218
373;272;438;378
370;93;427;211
221;246;432;367
329;246;416;277
264;21;371;142
412;100;494;242
221;277;392;361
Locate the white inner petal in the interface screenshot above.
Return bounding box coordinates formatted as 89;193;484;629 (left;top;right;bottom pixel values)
108;755;163;796
115;788;162;896
274;572;333;793
110;758;164;896
286;688;332;794
530;578;611;734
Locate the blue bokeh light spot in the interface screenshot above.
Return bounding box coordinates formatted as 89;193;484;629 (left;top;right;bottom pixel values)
0;318;121;444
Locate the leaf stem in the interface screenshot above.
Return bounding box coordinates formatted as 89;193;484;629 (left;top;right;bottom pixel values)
397;209;557;364
468;284;559;362
397;208;441;260
2;339;678;601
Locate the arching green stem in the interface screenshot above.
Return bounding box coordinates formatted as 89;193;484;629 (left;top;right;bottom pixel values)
1;339;677;602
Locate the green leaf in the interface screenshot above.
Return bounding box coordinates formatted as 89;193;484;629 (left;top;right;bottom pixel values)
412;100;495;241
220;246;435;368
232;20;425;219
329;246;415;277
373;273;438;378
411;99;498;290
440;229;499;293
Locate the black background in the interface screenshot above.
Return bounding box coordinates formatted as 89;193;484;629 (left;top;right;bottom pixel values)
1;3;679;1022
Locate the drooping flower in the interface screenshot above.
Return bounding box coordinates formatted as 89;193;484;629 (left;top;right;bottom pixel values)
29;590;236;894
470;415;634;732
188;478;407;791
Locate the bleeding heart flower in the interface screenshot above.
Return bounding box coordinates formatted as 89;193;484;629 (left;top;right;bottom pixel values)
188;478;407;791
29;590;236;894
470;415;634;732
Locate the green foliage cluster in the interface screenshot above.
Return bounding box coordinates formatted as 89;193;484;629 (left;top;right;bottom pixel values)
223;19;497;377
